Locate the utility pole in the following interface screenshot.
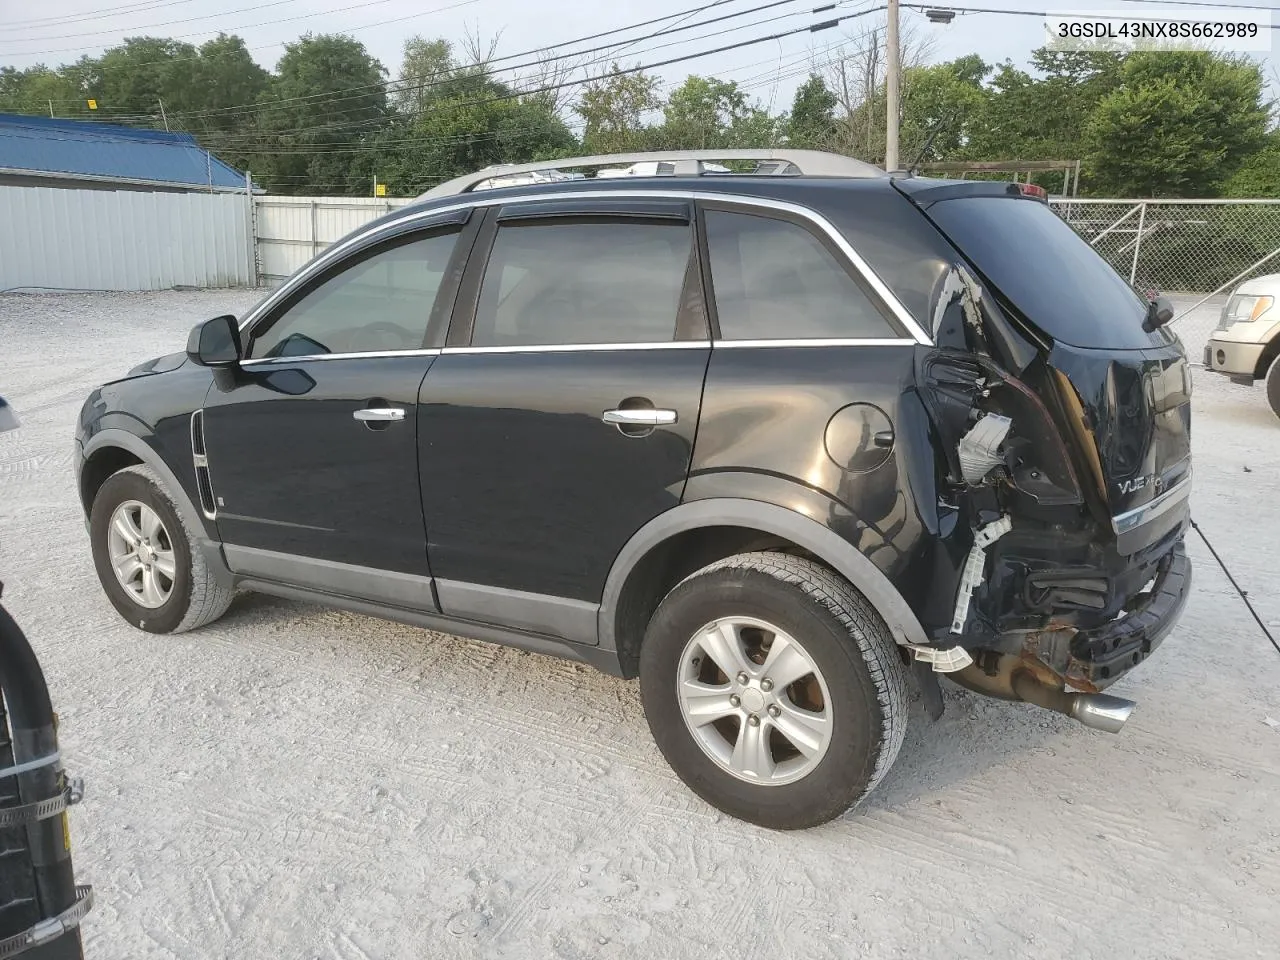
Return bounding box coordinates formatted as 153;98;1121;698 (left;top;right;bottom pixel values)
47;99;54;118
885;0;900;172
158;98;169;132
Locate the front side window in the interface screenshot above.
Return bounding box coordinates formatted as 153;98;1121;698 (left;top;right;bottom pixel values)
250;231;459;359
704;209;896;340
471;219;692;347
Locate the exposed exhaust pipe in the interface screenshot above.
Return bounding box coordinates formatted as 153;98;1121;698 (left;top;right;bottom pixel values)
1011;671;1136;734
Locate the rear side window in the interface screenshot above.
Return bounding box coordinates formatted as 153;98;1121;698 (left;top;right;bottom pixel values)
924;197;1157;350
472;220;692;347
704;209;897;340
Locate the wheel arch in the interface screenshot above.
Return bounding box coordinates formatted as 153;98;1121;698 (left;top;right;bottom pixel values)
599;497;928;677
1255;332;1280;381
82;429;206;540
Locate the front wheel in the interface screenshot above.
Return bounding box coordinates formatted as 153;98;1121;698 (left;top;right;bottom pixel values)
639;553;909;830
89;465;233;634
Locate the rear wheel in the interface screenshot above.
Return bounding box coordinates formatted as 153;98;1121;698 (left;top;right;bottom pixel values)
639;552;908;829
1267;355;1280;422
90;465;233;634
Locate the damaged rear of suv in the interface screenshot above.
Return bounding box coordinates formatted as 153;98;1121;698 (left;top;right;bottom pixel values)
893;179;1192;727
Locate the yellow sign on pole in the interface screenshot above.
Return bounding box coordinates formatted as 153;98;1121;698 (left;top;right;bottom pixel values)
86;99;98;110
375;182;387;198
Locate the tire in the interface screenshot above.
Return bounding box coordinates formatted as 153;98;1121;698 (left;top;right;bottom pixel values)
639;552;909;830
89;464;234;634
1267;355;1280;422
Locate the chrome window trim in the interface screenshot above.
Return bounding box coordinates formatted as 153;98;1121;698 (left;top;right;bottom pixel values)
1111;471;1193;536
239;348;442;367
237;189;934;347
441;341;709;355
715;337;916;348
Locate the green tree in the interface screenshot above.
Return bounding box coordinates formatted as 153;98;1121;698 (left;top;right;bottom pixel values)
393;37;459;118
79;37;200;119
1224;132;1280;197
660;76;774;149
181;35;270;172
1086;51;1269;197
967;48;1123;167
256;34;389;194
0;66;84;116
898;54;988;167
575;66;662;154
356;45;577;195
188;35;270;123
785;74;837;148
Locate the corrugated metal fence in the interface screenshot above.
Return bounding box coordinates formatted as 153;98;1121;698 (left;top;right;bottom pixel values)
253;196;413;282
0;185;254;292
7;186;1280;298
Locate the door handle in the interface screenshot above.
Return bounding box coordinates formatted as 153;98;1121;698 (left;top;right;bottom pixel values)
353;407;406;422
602;408;678;426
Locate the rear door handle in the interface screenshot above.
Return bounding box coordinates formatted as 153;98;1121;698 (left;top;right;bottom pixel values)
353;407;406;422
602;409;678;426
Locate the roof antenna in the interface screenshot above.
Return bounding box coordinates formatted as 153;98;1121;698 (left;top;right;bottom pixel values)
908;116;950;177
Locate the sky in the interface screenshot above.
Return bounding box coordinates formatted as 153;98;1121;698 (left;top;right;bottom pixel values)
0;0;1275;123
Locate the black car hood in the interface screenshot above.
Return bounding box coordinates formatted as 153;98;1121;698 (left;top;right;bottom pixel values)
125;351;190;379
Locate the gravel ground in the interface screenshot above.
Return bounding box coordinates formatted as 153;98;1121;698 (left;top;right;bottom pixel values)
1;290;1278;960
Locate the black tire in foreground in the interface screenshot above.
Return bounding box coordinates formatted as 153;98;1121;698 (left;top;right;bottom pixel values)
1267;355;1280;422
89;465;234;634
639;552;909;830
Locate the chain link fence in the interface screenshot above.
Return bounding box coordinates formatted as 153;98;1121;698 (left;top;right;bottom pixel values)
1051;198;1280;358
1052;199;1280;294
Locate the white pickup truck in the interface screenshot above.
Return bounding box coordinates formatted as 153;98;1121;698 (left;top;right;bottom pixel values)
1205;273;1280;420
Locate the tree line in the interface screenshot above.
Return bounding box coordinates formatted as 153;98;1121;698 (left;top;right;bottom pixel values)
0;27;1275;198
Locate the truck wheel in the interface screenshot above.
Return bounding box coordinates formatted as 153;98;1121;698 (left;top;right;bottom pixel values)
639;552;908;830
1267;355;1280;422
89;465;233;634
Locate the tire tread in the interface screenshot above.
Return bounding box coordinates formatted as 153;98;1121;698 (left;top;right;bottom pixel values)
112;464;234;633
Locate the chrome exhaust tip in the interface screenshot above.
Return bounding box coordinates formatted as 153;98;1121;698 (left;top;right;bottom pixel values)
1068;694;1135;734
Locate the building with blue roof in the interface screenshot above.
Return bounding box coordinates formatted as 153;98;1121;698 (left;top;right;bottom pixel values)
0;113;251;193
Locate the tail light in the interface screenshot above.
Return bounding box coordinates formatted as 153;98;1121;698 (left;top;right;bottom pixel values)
1016;183;1048;202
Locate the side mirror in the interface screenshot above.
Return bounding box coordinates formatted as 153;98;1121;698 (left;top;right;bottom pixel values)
187;315;242;367
1143;295;1175;332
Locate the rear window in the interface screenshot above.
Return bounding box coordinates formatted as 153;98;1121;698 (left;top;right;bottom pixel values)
925;197;1157;350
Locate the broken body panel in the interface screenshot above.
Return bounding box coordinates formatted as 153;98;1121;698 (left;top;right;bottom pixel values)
888;181;1193;706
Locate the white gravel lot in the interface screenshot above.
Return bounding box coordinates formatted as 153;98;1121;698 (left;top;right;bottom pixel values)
1;289;1278;960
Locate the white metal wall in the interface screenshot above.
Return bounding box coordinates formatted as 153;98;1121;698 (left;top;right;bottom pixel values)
0;185;254;292
254;196;413;282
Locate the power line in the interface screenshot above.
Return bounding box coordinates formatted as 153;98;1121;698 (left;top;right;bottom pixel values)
904;2;1280;25
183;3;890;155
1118;0;1280;9
166;0;802;122
1;5;883;158
168;6;835;146
1;1;201;32
0;0;477;57
177;38;822;153
1;0;305;43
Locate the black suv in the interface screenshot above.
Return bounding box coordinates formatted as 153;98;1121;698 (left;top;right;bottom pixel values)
73;150;1193;829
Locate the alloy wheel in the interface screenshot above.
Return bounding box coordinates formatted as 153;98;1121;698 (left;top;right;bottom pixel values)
106;500;176;609
676;616;833;786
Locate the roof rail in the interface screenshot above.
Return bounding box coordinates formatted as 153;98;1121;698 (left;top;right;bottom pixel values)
416;149;885;200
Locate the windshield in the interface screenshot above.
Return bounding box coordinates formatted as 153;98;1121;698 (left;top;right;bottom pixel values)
925;196;1168;350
